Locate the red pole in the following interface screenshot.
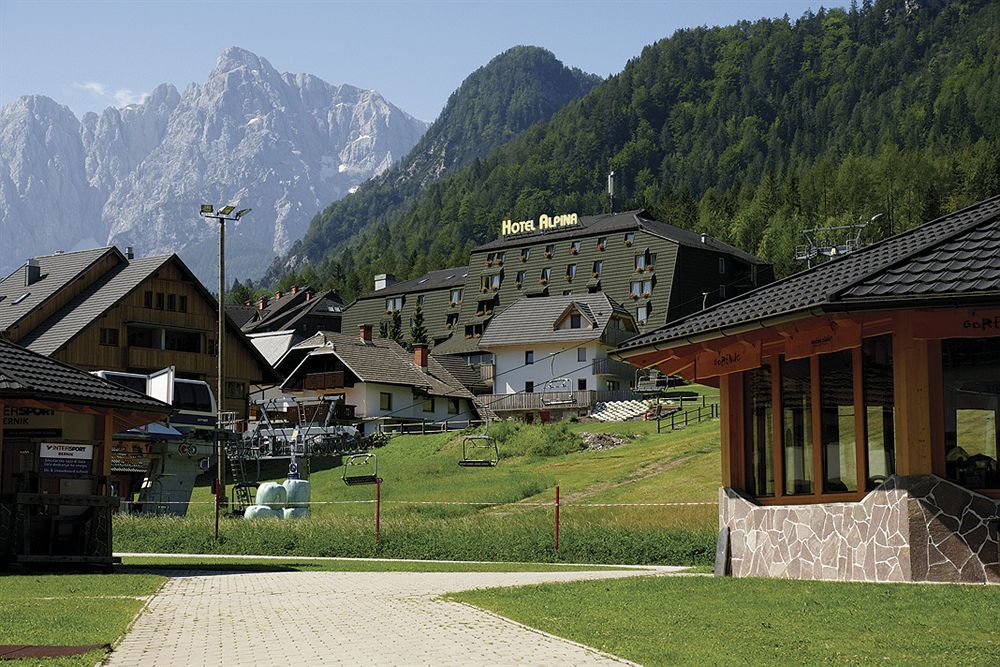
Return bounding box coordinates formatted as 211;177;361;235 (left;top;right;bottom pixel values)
214;478;220;540
375;477;381;545
555;485;560;551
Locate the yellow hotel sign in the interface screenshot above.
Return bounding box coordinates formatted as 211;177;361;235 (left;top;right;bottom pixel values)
501;213;579;236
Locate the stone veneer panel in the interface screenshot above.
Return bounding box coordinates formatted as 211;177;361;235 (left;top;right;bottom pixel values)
720;475;998;583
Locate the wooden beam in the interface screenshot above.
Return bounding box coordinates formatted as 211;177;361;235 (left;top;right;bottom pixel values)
892;316;936;475
719;373;744;489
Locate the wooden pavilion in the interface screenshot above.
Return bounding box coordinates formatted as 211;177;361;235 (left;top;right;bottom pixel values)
615;197;1000;583
0;339;171;567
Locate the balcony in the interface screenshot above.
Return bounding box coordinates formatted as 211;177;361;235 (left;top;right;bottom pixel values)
303;371;347;391
483;389;639;412
128;346;213;375
592;357;636;378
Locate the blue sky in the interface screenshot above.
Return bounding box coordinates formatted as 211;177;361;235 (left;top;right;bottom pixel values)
0;0;844;122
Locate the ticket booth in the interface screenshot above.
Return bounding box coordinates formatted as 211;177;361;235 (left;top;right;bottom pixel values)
615;196;1000;583
0;341;171;567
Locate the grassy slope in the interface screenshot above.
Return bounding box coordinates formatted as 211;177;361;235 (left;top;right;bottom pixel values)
0;573;165;667
453;576;1000;666
115;397;723;564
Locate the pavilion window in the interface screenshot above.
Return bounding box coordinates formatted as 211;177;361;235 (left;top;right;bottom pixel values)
863;335;895;488
942;337;1000;491
819;350;858;493
780;357;813;495
744;365;775;497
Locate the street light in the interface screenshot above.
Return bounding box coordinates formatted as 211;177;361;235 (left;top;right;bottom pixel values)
200;203;251;538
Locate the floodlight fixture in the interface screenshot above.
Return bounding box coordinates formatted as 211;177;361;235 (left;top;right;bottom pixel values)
200;204;214;214
218;204;236;216
235;208;252;220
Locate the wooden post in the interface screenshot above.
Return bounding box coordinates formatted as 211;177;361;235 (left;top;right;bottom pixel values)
893;322;939;476
718;373;744;489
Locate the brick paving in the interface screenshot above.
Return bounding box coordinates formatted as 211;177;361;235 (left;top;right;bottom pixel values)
106;569;656;666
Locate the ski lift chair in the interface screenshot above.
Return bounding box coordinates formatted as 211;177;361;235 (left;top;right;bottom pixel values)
540;377;575;406
342;452;380;485
459;434;500;467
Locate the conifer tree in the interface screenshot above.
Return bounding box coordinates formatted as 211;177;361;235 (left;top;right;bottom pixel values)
409;304;429;347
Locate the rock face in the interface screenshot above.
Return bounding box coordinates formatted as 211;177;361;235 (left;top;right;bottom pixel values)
0;47;428;281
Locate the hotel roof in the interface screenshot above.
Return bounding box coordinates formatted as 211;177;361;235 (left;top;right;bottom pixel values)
353;266;470;300
473;210;768;265
617;195;1000;354
479;293;633;348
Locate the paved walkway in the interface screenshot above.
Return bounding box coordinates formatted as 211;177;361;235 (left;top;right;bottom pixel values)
106;569;657;666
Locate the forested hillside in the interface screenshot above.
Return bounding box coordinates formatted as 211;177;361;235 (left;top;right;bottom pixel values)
276;0;999;299
268;46;600;286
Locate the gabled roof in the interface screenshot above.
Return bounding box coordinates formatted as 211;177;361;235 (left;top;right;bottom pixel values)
226;304;259;328
14;250;277;383
0;338;171;415
353;266;469;300
278;331;473;399
473;210;767;265
0;247;121;331
478;293;633;348
617;195;1000;354
247;290;342;334
248;329;299;366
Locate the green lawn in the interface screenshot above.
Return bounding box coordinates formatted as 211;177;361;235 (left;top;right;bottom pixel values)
0;573;165;666
453;575;1000;666
115;412;723;565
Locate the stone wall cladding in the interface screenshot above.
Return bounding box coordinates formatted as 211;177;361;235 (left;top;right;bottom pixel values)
720;475;998;583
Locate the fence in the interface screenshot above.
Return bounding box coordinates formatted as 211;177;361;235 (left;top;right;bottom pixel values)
655;401;720;433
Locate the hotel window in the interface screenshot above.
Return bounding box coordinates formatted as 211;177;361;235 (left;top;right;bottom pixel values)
819;350;858;493
525;350;534;365
379;392;392;411
630;281;642;298
647;253;656;270
540;267;551;284
515;270;526;287
167;293;176;311
569;241;580;255
578;378;587;391
448;398;460;415
577;348;587;362
449;288;463;306
385;296;403;312
496;251;505;265
520;248;530;262
544;244;555;258
624;232;635;246
422;398;435;413
525;381;534;393
144;290;153;308
592;261;603;277
178;296;188;313
565;264;576;280
719;284;727;299
446;313;459;329
156;292;165;310
634;254;647;271
719;257;727;274
481;274;500;292
465;324;483;339
417;294;425;306
99;327;119;347
570;313;582;329
636;304;649;324
942;337;1000;491
596;237;607;251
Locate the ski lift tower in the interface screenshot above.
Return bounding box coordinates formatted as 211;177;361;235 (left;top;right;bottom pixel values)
794;213;882;268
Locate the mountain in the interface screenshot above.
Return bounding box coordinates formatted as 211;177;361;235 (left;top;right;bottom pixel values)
275;0;999;298
0;47;428;282
274;46;600;283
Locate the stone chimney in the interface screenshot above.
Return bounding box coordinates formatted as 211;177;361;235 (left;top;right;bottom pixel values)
24;259;41;287
414;343;428;370
374;273;395;291
290;285;298;295
359;324;373;343
275;290;283;300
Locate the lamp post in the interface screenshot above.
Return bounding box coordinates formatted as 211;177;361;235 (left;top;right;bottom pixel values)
200;203;251;539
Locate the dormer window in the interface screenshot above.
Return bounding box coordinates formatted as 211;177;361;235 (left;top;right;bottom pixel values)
569;241;580;255
570;313;582;329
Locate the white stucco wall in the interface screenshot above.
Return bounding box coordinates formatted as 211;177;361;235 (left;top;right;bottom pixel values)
356;382;475;424
489;342;625;394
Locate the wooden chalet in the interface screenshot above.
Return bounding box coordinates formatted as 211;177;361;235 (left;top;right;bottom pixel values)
615;196;1000;583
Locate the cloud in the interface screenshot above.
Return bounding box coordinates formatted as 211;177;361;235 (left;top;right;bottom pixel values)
73;81;149;107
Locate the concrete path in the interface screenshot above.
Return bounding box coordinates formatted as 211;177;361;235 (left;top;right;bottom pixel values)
106;569;655;666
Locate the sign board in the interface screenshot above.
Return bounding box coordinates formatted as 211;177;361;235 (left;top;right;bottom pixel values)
500;212;578;236
910;308;1000;340
784;319;861;360
2;406;95;440
696;341;761;380
39;443;93;474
